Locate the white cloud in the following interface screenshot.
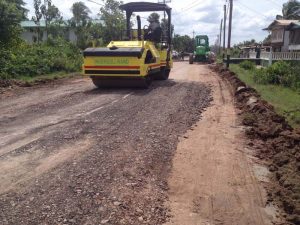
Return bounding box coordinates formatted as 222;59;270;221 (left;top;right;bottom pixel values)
24;0;286;44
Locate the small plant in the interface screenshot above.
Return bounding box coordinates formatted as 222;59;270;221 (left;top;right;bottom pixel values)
253;61;300;90
239;60;255;70
253;68;271;84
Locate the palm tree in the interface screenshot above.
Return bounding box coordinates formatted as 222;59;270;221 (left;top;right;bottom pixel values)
71;1;91;27
276;0;300;20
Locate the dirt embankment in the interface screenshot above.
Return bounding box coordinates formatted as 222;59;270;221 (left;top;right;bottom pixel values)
212;64;300;224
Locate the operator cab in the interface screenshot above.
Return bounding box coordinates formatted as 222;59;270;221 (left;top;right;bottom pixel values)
120;2;172;48
195;35;209;47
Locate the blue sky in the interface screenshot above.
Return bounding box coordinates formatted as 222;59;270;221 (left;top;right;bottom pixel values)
23;0;288;44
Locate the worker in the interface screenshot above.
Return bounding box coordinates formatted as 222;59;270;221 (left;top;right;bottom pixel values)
180;51;184;61
145;18;162;42
255;45;261;59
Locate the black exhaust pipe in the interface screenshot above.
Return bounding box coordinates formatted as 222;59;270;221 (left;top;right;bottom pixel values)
137;15;142;41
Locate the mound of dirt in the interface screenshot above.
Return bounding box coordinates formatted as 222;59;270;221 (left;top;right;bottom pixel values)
212;64;300;224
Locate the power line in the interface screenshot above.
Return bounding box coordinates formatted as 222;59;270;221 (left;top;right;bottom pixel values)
180;0;200;11
235;1;270;19
86;0;104;6
264;0;282;8
174;0;203;15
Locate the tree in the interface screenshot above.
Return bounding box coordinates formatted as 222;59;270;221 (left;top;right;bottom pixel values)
88;23;104;46
235;39;258;47
276;0;300;20
0;0;27;46
263;34;271;45
70;1;91;27
147;13;160;23
32;0;61;42
70;1;93;48
99;0;126;44
32;0;43;43
12;0;28;19
173;34;194;53
40;0;62;38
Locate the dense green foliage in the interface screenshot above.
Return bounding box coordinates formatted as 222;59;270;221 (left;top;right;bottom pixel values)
277;0;300;20
239;60;256;70
173;34;194;53
231;64;300;127
253;61;300;90
99;0;126;44
238;61;300;90
0;0;27;47
0;0;129;81
0;39;82;80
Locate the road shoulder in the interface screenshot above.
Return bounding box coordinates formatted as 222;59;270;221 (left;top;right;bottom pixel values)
166;65;280;225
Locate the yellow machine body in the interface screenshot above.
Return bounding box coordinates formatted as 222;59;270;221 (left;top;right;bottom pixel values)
82;2;173;88
83;41;172;79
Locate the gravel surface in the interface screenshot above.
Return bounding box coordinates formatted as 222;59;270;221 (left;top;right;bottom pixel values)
0;78;211;225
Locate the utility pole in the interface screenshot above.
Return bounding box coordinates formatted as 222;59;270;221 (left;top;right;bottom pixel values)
219;19;223;54
158;0;171;21
223;4;227;59
226;0;233;68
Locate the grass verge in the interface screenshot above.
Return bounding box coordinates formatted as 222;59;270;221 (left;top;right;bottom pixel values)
230;64;300;128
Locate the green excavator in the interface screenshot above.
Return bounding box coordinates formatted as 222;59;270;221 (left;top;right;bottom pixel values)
189;35;213;64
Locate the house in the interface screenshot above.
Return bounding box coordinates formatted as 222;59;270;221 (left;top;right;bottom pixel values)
241;45;271;59
263;20;299;52
287;21;300;51
20;20;77;44
20;20;103;44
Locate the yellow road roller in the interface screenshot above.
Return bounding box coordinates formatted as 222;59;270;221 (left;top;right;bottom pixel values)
82;2;172;88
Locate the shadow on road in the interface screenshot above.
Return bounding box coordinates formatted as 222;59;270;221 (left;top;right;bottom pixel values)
83;80;178;96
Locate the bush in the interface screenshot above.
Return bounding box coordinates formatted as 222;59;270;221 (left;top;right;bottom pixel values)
0;39;83;80
239;60;255;70
253;68;270;84
253;61;300;90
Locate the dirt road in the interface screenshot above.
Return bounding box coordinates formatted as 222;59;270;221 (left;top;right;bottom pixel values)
0;62;276;225
166;64;277;225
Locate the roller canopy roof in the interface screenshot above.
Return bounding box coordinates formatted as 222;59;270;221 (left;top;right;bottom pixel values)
119;2;171;12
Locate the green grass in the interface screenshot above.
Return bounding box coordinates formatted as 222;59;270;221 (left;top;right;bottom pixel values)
17;71;80;83
230;64;300;128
